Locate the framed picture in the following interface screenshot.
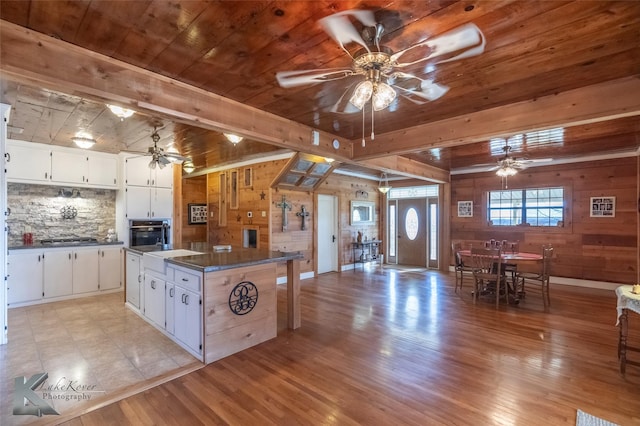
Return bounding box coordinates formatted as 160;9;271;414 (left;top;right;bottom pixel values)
188;203;208;225
590;196;615;217
457;201;473;217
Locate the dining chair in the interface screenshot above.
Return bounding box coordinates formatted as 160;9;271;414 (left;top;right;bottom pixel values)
470;247;508;308
452;243;474;294
515;246;554;308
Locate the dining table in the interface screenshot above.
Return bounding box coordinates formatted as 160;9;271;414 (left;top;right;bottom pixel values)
457;249;543;304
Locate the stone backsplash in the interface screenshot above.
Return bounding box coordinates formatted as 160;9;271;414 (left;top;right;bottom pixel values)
7;183;116;246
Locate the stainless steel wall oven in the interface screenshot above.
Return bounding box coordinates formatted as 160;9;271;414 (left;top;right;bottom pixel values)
129;220;170;246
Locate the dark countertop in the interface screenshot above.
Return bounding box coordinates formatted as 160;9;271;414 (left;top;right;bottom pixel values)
9;240;125;250
125;244;303;273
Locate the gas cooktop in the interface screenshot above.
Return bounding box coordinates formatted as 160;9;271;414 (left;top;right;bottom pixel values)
40;237;99;245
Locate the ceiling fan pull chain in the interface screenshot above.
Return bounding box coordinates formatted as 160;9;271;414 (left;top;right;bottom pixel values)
370;99;375;141
361;107;365;147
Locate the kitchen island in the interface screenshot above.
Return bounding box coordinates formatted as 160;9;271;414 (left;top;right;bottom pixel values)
124;245;303;364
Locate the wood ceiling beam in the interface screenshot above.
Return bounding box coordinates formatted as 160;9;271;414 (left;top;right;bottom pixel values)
351;76;640;160
0;21;350;161
359;156;449;184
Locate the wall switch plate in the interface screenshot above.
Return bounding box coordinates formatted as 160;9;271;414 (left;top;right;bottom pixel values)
261;211;266;217
311;130;319;146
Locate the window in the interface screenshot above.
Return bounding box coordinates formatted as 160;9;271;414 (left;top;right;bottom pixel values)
488;187;564;227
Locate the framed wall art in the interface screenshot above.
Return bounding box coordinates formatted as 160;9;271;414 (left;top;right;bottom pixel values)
188;203;208;225
457;201;473;217
590;196;615;217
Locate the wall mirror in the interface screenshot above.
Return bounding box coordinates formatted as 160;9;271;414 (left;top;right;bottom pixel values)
350;201;375;225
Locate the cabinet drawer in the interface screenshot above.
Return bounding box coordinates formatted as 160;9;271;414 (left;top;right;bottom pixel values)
173;269;201;293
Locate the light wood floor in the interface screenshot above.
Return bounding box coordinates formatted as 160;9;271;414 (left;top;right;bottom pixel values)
50;267;640;424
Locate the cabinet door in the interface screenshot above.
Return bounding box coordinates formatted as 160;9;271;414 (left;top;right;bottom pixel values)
144;274;165;327
43;250;73;298
51;151;88;184
7;251;43;305
153;165;174;188
175;286;201;353
88;155;118;187
99;247;122;291
72;249;99;294
6;143;51;182
125;156;151;186
151;187;173;218
125;186;151;219
165;282;175;335
125;252;141;308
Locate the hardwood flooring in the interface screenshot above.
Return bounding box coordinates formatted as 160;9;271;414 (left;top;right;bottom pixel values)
38;267;640;424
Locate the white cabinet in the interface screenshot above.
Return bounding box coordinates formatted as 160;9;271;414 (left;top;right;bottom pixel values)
152;187;173;218
125;183;173;219
125;156;173;188
7;251;43;305
174;285;201;353
43;250;73;299
169;265;202;355
165;282;175;335
51;151;88;184
126;251;142;308
144;273;165;327
5;142;51;182
72;248;100;294
6;140;118;188
124;156;174;219
99;247;122;291
88;155;118;188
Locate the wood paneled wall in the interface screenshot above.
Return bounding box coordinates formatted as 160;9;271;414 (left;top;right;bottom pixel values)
318;175;381;266
451;157;638;284
181;160;381;277
180;174;208;244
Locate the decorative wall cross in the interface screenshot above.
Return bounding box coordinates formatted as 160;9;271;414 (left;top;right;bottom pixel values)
296;205;310;230
275;195;292;232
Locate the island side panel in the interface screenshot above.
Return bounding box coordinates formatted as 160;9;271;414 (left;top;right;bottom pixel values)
204;263;278;364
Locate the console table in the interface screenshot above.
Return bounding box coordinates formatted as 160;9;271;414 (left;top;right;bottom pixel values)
615;285;640;375
352;240;381;270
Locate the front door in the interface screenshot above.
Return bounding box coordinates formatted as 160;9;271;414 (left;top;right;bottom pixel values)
397;198;427;267
317;194;338;273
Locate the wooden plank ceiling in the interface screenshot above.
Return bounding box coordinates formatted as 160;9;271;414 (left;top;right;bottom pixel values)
0;0;639;179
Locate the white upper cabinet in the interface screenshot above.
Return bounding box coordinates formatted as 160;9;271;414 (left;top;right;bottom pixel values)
51;151;88;184
6;140;118;189
125;156;173;188
6;141;51;182
88;155;118;188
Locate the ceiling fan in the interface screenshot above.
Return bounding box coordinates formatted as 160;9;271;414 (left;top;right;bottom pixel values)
145;127;191;169
276;9;486;144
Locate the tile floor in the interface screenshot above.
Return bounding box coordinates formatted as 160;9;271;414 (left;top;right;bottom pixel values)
0;292;202;424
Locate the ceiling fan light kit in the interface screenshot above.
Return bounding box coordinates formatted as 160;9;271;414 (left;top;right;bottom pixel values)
146;127;192;170
106;104;135;121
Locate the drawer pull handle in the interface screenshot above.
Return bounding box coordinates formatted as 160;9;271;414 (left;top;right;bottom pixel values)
169;288;174;297
182;278;188;282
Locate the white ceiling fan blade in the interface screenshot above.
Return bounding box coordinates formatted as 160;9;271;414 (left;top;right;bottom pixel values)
276;68;356;88
328;85;361;114
391;73;450;101
318;10;377;55
391;23;485;68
